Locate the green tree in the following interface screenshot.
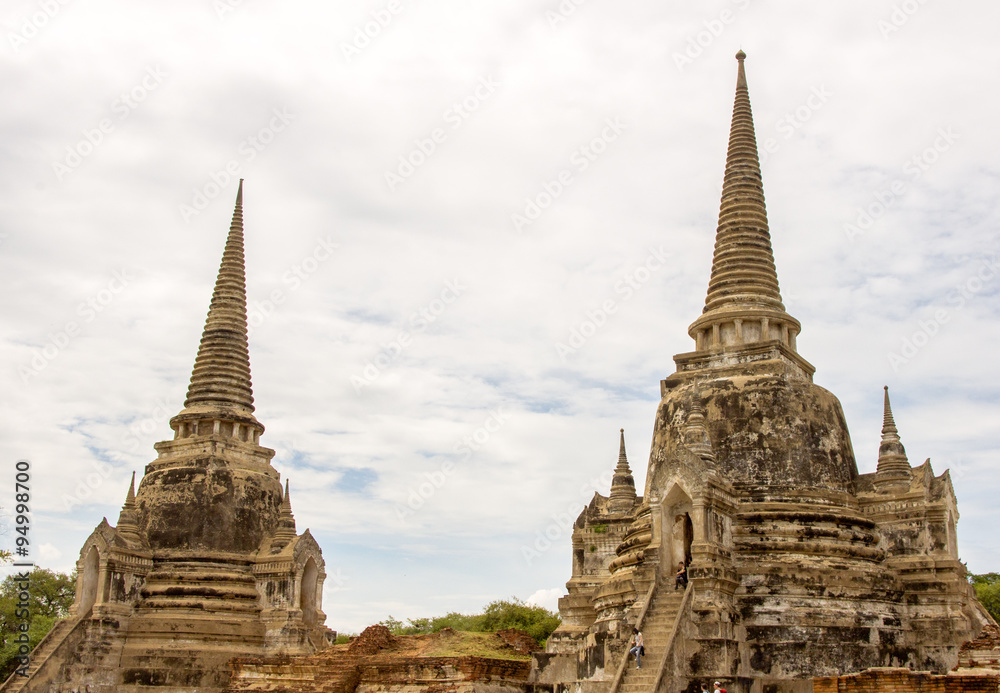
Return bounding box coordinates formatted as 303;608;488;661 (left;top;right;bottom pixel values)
0;567;75;680
377;598;560;644
479;598;561;643
971;573;1000;623
378;615;406;634
430;611;484;633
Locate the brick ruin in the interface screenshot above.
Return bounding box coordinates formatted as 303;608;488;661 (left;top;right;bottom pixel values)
2;182;331;693
531;52;996;693
955;624;1000;672
809;625;1000;693
813;668;998;693
224;625;534;693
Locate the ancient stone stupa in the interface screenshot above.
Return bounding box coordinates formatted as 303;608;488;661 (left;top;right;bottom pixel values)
6;182;329;693
533;52;994;693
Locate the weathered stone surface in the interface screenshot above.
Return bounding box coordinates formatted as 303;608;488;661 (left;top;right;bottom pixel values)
533;52;991;693
3;182;331;693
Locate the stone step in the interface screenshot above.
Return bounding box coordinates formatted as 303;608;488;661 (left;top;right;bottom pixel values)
611;586;688;693
639;623;673;634
0;618;81;693
125;614;264;635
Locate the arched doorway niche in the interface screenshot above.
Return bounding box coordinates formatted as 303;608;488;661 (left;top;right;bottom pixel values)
661;484;694;578
77;545;100;615
300;557;319;626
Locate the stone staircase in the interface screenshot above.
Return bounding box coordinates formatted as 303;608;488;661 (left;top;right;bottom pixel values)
2;615;134;693
616;587;686;693
0;617;81;693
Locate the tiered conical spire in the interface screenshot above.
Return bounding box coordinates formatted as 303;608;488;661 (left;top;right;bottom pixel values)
704;50;783;314
608;429;637;514
116;472;142;543
269;480;298;552
170;181;263;441
184;180;255;413
876;386;911;484
616;429;629;473
688;52;802;356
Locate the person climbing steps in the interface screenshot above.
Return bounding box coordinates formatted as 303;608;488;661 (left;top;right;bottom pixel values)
628;627;644;668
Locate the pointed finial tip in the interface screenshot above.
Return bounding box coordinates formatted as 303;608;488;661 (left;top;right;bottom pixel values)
125;471;137;502
620;428;624;433
884;385;889;392
736;49;746;61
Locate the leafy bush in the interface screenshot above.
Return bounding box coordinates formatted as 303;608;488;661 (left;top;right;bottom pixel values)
971;573;1000;623
479;598;561;643
378;597;560;644
0;567;75;679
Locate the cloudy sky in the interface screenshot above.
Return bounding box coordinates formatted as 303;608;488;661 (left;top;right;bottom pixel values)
1;0;998;634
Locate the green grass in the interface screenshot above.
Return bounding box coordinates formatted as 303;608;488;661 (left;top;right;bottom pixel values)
421;632;531;661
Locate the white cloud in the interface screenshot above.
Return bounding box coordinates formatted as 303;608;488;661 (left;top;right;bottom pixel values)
39;543;62;563
527;588;565;613
1;0;998;636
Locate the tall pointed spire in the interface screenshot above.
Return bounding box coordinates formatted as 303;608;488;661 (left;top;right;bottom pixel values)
608;429;637;514
170;180;263;441
876;386;911;485
687;52;803;360
705;49;782;313
184;179;254;412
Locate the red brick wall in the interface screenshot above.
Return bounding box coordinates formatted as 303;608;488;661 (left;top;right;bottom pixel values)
814;668;999;693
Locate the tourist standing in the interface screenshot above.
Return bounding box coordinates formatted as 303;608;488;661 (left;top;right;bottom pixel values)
675;562;688;590
629;627;644;668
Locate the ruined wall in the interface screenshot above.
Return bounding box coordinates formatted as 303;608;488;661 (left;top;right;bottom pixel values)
356;657;530;693
956;625;1000;672
813;668;1000;693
